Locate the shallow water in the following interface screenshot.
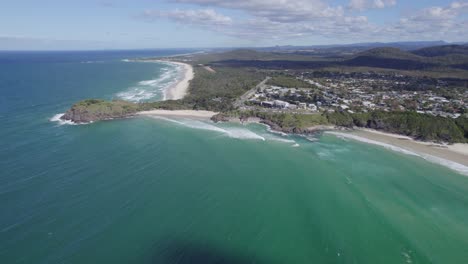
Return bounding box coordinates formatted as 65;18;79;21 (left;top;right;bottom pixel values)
1;50;468;264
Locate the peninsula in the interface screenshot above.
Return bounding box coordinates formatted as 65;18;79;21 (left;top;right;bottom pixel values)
61;45;468;144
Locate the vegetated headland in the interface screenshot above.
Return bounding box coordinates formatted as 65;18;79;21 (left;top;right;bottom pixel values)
61;43;468;146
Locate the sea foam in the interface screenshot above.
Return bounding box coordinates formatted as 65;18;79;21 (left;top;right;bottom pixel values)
326;131;468;176
49;113;77;126
117;64;180;102
150;117;266;141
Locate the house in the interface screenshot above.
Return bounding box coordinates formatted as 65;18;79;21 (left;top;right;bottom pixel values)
308;104;318;112
261;101;274;108
273;100;290;109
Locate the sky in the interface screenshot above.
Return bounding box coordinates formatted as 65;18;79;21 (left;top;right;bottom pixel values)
0;0;467;50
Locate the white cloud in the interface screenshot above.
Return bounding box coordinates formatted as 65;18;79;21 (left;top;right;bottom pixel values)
139;0;468;43
172;0;343;22
348;0;396;11
141;8;232;26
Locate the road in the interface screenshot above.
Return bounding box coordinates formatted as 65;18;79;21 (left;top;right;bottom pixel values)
234;76;271;108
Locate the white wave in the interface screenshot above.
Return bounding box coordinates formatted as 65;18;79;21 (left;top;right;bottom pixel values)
305;137;319;142
260;134;299;147
258;123;288;136
117;64;180;102
138;79;159;86
150;117;265;141
326;132;468;176
225;128;266;141
81;60;104;64
49;113;77;126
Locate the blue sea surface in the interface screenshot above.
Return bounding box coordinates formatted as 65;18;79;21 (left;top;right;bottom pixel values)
1;50;468;264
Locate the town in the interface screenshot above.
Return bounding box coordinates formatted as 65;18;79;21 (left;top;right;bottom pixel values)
243;71;468;119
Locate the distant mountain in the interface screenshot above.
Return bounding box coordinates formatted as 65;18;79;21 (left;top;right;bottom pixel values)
350;47;423;60
412;45;468;57
344;41;448;50
195;44;468;73
342;45;468;71
256;41;449;53
343;47;435;70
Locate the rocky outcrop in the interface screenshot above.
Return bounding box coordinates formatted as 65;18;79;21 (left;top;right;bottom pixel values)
210;113;231;123
60;99;140;123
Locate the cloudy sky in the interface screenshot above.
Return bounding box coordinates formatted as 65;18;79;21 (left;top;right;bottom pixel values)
1;0;467;50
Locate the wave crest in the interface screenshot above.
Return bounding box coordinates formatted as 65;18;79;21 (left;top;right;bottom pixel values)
49;113;77;126
327;132;468;176
117;64;180;102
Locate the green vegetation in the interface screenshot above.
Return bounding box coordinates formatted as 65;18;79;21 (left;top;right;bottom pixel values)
220;110;329;132
255;111;327;129
191;49;334;64
72;99;140;114
223;110;468;143
64;46;468;142
62;99;141;123
267;75;315;88
326;111;468;143
413;45;468;57
144;66;267;112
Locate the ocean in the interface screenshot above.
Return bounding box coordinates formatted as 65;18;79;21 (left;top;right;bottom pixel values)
1;50;468;264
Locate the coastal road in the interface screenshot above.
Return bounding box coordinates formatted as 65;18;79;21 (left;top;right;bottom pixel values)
234;76;271;108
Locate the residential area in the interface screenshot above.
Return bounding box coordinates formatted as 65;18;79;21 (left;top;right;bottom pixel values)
243;71;468;119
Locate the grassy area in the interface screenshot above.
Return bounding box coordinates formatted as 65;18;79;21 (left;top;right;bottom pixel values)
144;66;266;112
72;99;140;114
267;75;316;88
223;110;329;129
326;111;468;143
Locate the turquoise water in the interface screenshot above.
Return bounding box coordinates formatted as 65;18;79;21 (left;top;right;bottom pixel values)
1;51;468;264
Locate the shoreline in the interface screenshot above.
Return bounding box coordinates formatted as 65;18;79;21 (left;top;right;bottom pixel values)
163;61;194;100
352;128;468;165
326;129;468;175
140;59;194;100
138;109;218;120
217;116;468;174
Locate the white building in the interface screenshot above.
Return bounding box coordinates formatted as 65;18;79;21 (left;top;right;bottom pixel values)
308;104;318;112
273;100;290;109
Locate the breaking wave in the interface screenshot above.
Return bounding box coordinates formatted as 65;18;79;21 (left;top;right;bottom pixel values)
326;132;468;176
152;117;305;147
80;60;104;64
116;63;181;102
151;117;266;141
49;113;77;126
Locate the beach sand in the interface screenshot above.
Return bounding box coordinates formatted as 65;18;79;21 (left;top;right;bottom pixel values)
140;59;193;100
138;110;217;120
164;61;194;100
332;128;468;167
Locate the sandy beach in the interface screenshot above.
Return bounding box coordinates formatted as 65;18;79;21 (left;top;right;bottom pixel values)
140;59;194;100
326;128;468;175
138;109;217;120
164;61;194;100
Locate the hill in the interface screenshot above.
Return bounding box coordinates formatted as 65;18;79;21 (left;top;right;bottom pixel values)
412;45;468;57
343;47;435;70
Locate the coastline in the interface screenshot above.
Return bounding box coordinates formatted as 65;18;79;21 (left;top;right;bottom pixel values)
218;115;468;175
138;109;217;120
164;61;194;100
143;60;194;100
326;128;468;175
352;128;468;166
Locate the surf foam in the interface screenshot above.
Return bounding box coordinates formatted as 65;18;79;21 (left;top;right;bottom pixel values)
116;64;180;102
149;117;266;141
49;113;77;126
326;131;468;176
